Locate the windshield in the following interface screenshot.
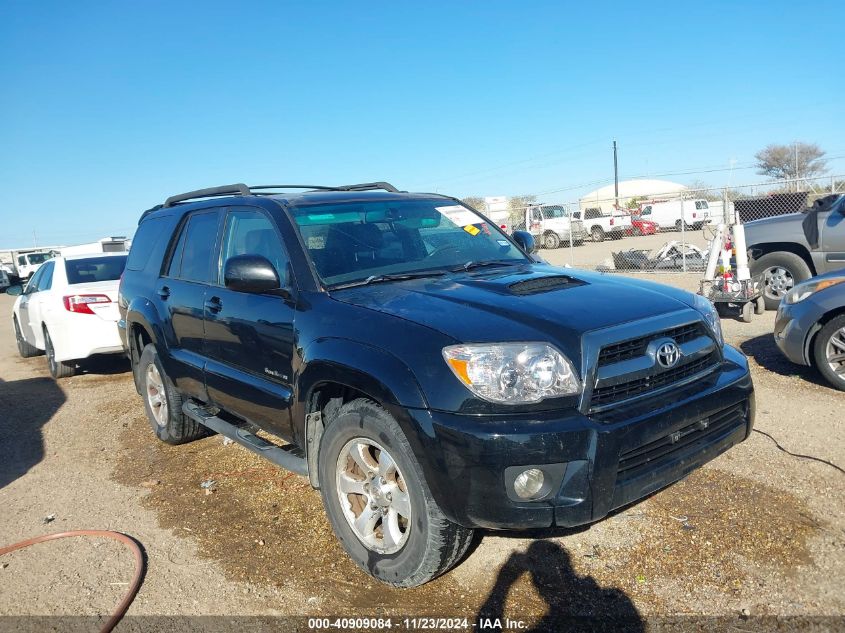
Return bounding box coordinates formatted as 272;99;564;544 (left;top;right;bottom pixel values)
26;253;52;265
541;206;566;219
290;199;528;286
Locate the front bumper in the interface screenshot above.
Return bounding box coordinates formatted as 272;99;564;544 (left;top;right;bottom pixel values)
408;344;754;530
774;299;827;366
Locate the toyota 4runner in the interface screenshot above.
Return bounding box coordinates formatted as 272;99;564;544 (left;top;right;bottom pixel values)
119;182;755;587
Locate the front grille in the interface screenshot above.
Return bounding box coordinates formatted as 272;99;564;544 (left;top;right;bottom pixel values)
590;352;718;408
597;322;705;367
616;403;746;482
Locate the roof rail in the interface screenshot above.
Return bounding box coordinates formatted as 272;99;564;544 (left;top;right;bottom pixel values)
163;184;251;208
153;181;402;214
332;181;400;193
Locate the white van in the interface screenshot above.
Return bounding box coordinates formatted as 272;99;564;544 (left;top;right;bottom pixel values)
639;199;712;231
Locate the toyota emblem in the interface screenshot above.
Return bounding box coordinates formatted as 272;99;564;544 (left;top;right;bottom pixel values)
656;341;681;369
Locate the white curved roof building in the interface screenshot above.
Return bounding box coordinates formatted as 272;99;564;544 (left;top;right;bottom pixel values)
580;179;687;213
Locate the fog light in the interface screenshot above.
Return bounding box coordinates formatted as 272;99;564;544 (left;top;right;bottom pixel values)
513;468;545;499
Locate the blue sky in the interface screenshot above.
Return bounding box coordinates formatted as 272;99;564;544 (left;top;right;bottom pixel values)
1;1;843;248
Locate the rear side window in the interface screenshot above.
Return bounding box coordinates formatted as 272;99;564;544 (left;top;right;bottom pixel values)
167;211;219;283
65;256;127;285
126;217;168;271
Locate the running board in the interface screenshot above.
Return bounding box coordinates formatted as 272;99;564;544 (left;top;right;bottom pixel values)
182;401;308;476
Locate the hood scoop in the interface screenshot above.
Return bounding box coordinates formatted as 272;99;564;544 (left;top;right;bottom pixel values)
508;275;586;295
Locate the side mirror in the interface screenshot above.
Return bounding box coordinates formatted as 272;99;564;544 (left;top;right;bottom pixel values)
6;285;23;297
223;255;281;294
512;230;537;254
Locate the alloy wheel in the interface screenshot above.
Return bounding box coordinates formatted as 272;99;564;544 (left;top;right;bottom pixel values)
825;326;845;378
335;438;411;554
145;364;168;427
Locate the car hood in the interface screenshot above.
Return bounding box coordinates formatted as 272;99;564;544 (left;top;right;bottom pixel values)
331;264;697;360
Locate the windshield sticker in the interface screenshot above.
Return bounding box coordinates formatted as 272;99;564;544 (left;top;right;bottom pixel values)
463;224;481;236
436;205;481;227
497;239;509;246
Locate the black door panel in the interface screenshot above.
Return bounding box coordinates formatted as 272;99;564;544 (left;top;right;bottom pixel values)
203;207;297;438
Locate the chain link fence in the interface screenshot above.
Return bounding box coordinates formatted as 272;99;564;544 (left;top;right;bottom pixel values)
511;175;844;274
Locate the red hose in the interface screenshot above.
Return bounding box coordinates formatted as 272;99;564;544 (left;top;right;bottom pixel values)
0;530;145;633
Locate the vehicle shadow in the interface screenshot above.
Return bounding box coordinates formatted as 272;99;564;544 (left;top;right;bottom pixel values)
0;377;66;490
474;540;644;633
76;353;131;377
740;333;829;388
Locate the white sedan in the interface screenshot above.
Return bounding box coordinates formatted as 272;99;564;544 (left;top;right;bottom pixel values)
9;252;128;378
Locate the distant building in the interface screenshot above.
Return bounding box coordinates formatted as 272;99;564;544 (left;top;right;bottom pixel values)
580;179;687;214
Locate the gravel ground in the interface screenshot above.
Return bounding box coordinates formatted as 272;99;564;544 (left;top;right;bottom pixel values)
0;271;843;631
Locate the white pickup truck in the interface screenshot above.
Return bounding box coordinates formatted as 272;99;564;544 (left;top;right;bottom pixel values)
572;208;632;242
515;204;587;249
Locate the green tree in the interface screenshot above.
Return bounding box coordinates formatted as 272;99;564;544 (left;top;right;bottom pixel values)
626;196;641;210
754;142;827;180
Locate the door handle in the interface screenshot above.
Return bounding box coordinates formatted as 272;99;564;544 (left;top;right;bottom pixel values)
204;296;223;313
157;286;171;300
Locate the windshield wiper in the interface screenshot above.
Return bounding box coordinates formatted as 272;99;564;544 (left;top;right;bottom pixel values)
330;270;447;290
451;260;520;273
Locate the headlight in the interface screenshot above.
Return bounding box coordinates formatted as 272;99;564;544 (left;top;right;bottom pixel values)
693;293;723;347
785;277;845;305
442;342;581;404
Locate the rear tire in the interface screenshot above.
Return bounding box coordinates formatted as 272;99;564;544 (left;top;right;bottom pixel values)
591;226;605;242
812;315;845;392
542;232;560;249
13;317;41;358
138;344;206;444
318;398;474;587
44;328;75;378
751;251;812;310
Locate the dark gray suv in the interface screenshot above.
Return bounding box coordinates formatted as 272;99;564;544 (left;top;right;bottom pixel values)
746;194;845;309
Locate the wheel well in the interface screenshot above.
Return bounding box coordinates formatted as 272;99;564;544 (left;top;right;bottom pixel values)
307;382;372;419
807;307;845;366
131;324;152;359
751;242;817;275
591;224;603;232
304;382;377;489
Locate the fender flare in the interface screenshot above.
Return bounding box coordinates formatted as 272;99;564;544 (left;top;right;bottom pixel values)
124;298;168;392
296;337;428;415
295;338;429;488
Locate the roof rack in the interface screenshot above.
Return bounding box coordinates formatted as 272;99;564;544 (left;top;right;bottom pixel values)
163;184;251;208
157;181;401;209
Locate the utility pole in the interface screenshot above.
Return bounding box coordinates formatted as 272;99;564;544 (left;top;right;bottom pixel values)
794;142;799;192
613;140;619;209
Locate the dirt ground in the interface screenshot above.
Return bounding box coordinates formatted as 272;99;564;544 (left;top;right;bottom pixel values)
0;269;843;631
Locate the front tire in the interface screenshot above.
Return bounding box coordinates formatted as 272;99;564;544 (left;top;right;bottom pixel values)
591;226;605;242
44;328;75;379
318;399;474;587
13;317;41;358
813;315;845;392
542;232;560;249
138;344;206;444
751;251;812;310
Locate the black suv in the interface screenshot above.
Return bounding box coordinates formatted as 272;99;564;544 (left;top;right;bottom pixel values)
119;182;755;587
